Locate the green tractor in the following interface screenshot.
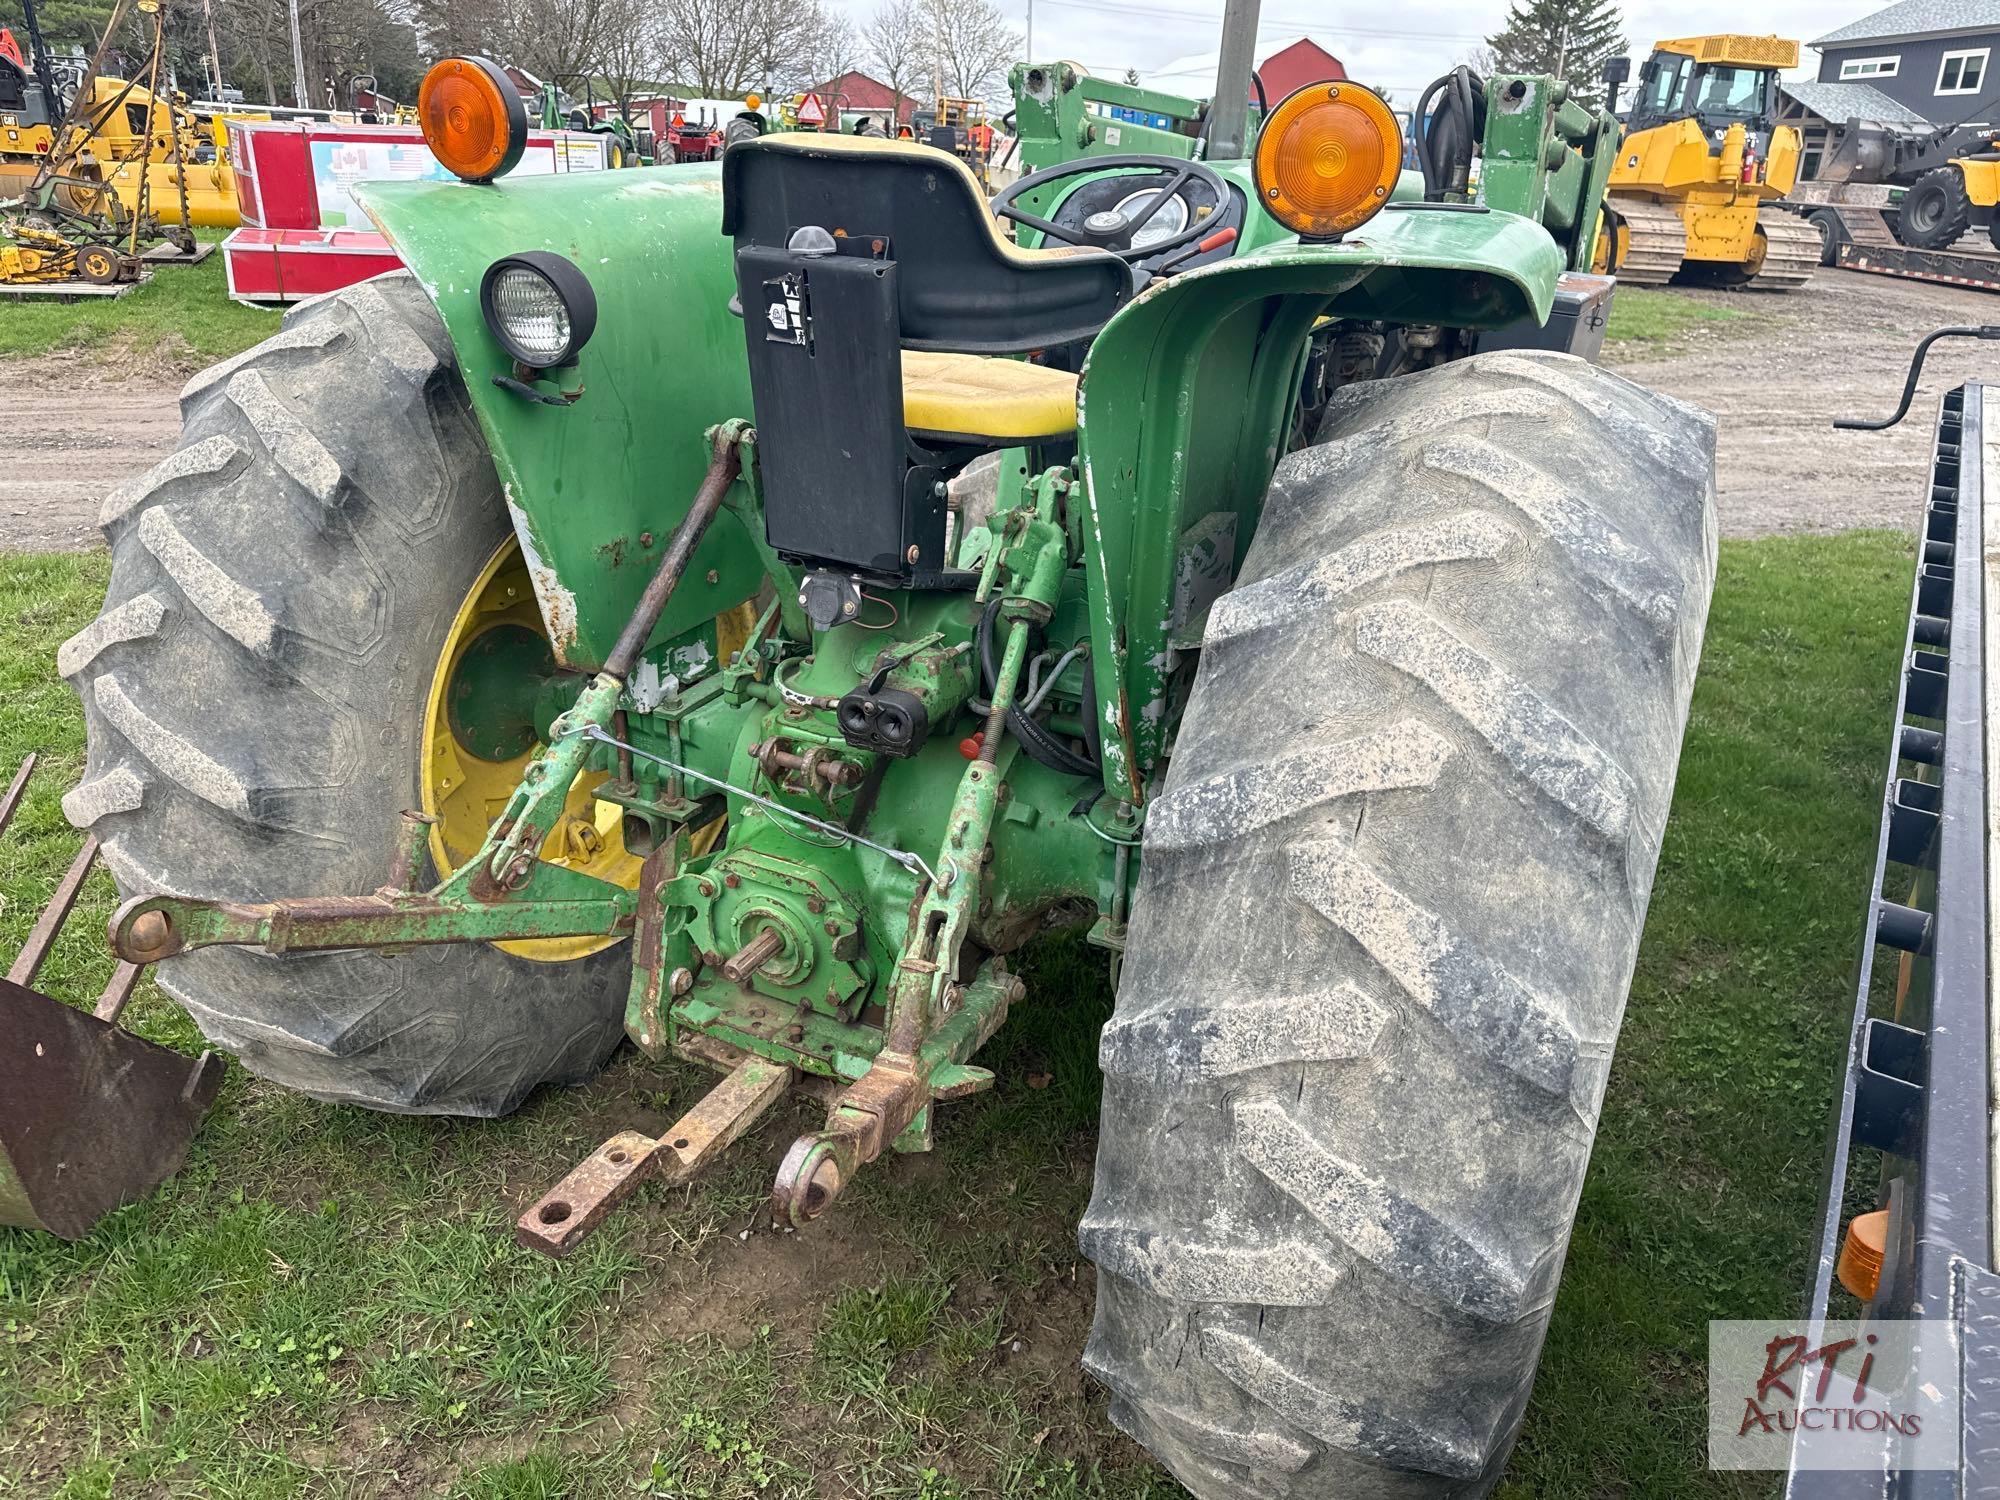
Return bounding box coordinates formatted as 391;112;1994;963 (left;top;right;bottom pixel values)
54;13;1715;1495
534;71;648;165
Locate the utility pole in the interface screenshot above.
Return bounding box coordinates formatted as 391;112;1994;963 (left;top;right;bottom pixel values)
199;0;224;99
287;0;308;109
930;0;945;112
1026;0;1033;61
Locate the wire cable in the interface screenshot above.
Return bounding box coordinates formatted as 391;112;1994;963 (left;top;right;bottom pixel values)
567;723;940;885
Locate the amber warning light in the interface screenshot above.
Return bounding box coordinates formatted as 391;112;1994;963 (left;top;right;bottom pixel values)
1253;83;1403;239
418;56;528;184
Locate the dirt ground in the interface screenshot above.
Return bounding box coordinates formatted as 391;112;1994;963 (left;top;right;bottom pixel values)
1606;267;2000;534
0;355;182;551
3;266;1997;552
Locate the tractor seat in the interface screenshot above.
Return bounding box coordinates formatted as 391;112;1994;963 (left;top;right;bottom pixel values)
723;134;1130;587
900;352;1078;444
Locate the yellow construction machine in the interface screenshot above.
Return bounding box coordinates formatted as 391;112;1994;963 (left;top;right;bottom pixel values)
1;2;238;233
2;0;203;287
1597;34;1819;289
0;75;239;228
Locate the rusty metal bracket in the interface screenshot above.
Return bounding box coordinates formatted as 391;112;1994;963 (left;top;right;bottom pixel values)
770;961;1018;1228
515;1053;793;1257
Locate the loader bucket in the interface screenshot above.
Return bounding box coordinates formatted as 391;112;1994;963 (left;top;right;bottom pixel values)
0;755;224;1240
0;977;223;1238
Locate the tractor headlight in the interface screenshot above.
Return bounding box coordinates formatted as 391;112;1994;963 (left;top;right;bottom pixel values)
1252;83;1402;239
480;251;598;369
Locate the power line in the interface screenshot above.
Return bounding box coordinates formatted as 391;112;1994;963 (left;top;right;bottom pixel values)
1029;0;1484;44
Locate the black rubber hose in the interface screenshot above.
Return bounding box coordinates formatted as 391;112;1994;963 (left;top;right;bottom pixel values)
1416;66;1485;202
1080;654;1103;767
1413;74;1450;198
978;597;1099;776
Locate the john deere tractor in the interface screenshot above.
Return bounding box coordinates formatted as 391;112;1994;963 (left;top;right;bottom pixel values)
54;7;1718;1493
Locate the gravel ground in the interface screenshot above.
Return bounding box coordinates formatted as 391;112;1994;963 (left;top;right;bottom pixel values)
0;355;181;551
2;266;1995;552
1606;266;2000;535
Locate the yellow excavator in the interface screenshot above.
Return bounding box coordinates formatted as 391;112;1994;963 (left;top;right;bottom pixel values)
1596;34;1819;289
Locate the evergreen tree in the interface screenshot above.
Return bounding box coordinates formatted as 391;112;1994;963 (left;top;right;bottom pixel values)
1484;0;1625;110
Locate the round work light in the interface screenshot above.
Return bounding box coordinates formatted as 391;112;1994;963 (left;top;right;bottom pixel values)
479;251;599;369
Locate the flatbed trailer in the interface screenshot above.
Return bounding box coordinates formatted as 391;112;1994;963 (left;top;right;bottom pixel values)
1839;238;2000;291
1790;194;2000;290
1787;358;2000;1493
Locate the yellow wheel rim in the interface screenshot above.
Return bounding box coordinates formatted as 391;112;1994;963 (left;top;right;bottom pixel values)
421;537;639;961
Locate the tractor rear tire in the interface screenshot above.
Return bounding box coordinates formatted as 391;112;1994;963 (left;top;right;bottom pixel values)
1898;166;1972;249
61;272;628;1116
1082;352;1717;1498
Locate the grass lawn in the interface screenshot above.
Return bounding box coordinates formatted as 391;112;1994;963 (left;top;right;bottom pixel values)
0;531;1912;1498
0;235;277;369
1605;286;1759;351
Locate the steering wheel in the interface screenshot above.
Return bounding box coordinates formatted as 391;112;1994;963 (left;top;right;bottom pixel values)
993;154;1231;262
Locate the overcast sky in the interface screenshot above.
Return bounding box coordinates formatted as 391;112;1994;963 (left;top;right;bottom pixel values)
828;0;1856;106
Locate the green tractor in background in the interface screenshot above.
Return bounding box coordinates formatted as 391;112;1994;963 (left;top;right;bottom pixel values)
53;12;1716;1495
534;71;649;165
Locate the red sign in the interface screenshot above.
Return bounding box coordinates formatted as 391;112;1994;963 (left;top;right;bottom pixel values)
796;92;826;126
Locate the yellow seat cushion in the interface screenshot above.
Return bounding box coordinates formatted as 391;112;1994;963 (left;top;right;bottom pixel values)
900;351;1078;443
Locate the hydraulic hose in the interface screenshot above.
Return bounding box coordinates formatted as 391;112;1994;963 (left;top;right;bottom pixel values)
1415;65;1486;201
978;597;1099;776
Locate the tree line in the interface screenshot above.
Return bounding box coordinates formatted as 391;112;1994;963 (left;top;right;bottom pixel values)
1479;0;1627;111
0;0;1022;115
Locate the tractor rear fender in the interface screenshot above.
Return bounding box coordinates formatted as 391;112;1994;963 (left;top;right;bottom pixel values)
1073;205;1563;804
359;165;763;672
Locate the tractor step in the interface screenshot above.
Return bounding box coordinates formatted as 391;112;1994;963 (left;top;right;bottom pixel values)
0;756;224;1239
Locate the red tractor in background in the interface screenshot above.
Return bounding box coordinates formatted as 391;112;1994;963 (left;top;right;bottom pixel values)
666;111;722;163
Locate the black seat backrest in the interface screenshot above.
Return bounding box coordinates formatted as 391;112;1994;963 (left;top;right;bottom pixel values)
720;135;1127;589
721;134;1129;353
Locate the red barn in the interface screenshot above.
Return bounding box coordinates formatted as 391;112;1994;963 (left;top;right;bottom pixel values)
591;94;681;138
1145;36;1347;102
813;70;920;127
1254;38;1347;100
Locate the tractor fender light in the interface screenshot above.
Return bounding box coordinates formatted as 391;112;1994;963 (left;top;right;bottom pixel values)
480;251;599;370
1253;82;1403;240
418;56;527;183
